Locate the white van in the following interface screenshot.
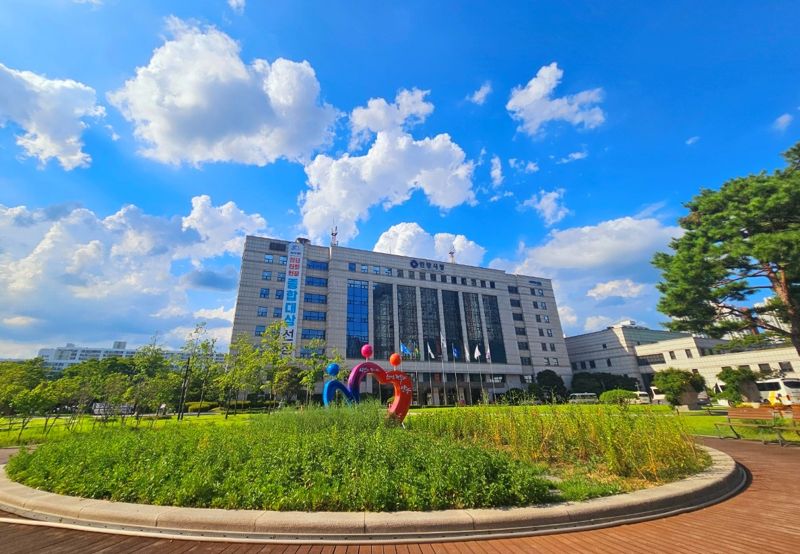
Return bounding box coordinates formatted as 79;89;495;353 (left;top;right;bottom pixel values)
756;378;800;406
650;387;667;405
633;391;651;404
568;392;598;404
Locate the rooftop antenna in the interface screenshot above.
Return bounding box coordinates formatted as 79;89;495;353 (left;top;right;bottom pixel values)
330;225;338;247
449;244;456;264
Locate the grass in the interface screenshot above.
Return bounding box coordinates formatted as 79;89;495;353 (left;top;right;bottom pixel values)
5;403;709;512
677;412;800;443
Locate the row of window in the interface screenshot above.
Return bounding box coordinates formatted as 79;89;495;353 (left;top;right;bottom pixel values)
668;349;694;360
263;255;328;271
261;289;328;302
347;262;498;289
256;306;327;320
261;272;328;288
264;254;288;265
515;327;554;337
508;286;546;296
572;358;614;371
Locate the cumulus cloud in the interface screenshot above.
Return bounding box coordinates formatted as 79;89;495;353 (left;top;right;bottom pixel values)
587;279;645;300
466;81;492;105
228;0;245;14
108;17;337;166
301;90;475;243
521;189;569;226
0;63;104;170
556;150;588;164
773;113;793;132
685;136;700;146
509;158;539;173
373;222;486;267
506;62;604;137
194;305;235;323
181;267;239;290
584;315;616;332
558;305;578;327
490;155;504;186
0;196;263;356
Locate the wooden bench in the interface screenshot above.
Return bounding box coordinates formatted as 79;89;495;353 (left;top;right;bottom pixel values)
773;407;800;446
715;406;782;443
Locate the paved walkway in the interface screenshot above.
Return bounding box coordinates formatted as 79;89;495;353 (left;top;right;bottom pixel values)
1;438;798;552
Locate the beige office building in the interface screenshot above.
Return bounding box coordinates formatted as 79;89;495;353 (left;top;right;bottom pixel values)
231;235;570;405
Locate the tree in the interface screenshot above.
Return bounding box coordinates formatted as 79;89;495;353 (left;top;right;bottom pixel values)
716;366;758;404
219;333;262;417
599;389;637;406
299;339;343;405
535;370;567;402
570;372;637;395
653;141;800;355
652;368;706;407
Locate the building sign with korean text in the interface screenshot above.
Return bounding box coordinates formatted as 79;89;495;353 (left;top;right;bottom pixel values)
281;243;304;356
409;259;445;271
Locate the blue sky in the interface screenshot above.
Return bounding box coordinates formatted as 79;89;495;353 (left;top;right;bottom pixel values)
0;0;798;357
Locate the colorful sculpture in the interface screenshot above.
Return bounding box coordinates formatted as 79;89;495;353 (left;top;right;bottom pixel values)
322;344;413;422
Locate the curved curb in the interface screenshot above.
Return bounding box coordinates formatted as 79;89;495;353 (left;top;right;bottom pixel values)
0;446;745;544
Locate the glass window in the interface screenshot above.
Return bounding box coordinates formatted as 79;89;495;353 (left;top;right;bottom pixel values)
510;298;521;308
550;343;556;351
303;310;327;321
262;270;272;280
273;307;282;318
397;269;404;278
553;358;559;366
269;242;287;252
512;312;524;321
397;285;419;361
779;361;793;371
346;279;369;358
541;301;547;310
518;341;529;350
669;351;676;360
409;271;415;279
450;276;457;284
361;264;368;273
482;294;507;363
277;272;286;282
546;329;553;337
384;267;392;276
602;343;607;349
530;288;536;295
461;277;468;285
421;288;442;362
275;290;284;300
537;289;544;296
539;328;544;336
254;325;266;336
307;260;329;270
259;288;270;298
279;255;288;265
471;278;477;286
544;357;551;365
257;306;268;317
580;361;586;369
541;342;548;351
480;280;486;288
373;283;395;360
304;293;327;304
264;254;273;263
532;301;539;309
685;349;694;359
607;358;612;367
515;327;527;336
489;281;495;289
442;290;464;362
305;276;328;287
535;314;541;323
508;286;519;294
302;329;326;340
462;292;485;364
521;357;532;366
440;274;447;283
419;272;426;281
543;315;550;323
348;262;356;272
372;266;380;274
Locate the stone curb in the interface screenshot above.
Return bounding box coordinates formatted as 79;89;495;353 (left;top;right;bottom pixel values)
0;446;745;544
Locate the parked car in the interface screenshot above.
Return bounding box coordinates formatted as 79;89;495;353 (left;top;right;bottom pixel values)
756;378;800;406
632;391;651;404
650;387;667;405
568;392;598;404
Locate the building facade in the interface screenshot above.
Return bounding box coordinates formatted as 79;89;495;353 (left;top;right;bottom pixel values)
565;321;799;390
231;236;570;405
37;341;225;373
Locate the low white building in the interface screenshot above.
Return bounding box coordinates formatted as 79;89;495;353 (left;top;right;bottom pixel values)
37;341;225;373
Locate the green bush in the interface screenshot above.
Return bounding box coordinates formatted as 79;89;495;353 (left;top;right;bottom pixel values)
571;372;638;395
599;389;637;405
185;402;218;413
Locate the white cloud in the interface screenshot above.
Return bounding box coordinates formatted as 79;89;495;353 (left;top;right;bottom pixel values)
373;222;486;267
0;196;264;357
301;90;475;243
466;81;492;105
0;63;104;170
587;279;645;300
194;305;235;323
108;17;337;166
228;0;245;14
509;158;539;173
506;62;604;137
490;155;504;187
521;189;569;226
584;315;616;332
773;113;793;132
556;150;588;164
685;136;700;146
558;305;578;327
349;88;433;149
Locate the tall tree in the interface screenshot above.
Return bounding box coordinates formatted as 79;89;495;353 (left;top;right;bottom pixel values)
653;141;800;355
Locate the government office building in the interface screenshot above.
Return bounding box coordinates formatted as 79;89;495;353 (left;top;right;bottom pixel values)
231;235;570;406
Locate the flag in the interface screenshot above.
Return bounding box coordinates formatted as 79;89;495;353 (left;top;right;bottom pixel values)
400;342;412;356
413;345;420;359
452;344;460;360
440;332;446;352
427;341;435;360
486;343;492;363
474;344;481;360
464;342;471;362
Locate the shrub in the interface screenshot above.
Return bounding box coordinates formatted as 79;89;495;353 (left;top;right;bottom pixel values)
535;370;567;401
185;402;218;413
571;372;638;395
653;368;706;406
599;389;637;406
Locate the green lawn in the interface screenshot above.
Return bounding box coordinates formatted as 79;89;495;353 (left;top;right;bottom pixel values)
676;412;800;444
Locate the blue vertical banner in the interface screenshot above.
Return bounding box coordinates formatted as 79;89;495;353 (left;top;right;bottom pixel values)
282;242;304;356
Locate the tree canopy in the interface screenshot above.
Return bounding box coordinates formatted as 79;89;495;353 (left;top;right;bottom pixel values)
653;141;800;355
